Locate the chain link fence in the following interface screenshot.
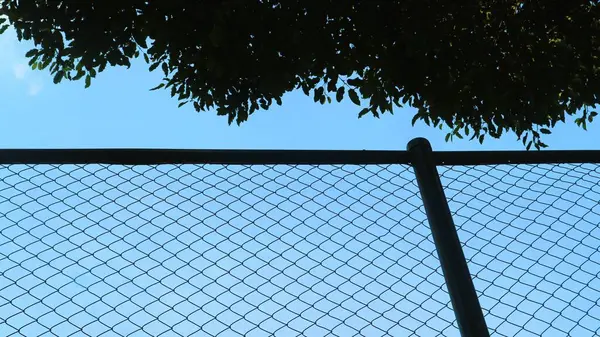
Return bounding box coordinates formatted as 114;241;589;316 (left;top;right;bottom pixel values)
441;163;600;337
0;150;599;336
0;163;458;337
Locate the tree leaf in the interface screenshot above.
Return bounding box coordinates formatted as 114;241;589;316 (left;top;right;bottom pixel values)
327;79;336;92
53;70;64;84
150;83;165;91
411;113;421;126
349;89;360;105
358;107;369;118
25;49;37;58
149;62;160;72
73;70;85;80
336;87;345;102
347;78;362;86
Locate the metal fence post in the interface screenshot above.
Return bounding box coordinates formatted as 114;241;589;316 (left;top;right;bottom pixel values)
407;137;490;337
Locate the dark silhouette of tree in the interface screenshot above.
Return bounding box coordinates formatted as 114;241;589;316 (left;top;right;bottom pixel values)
1;1;599;149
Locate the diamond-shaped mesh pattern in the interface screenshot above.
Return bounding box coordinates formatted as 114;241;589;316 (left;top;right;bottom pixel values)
440;163;600;337
0;163;458;337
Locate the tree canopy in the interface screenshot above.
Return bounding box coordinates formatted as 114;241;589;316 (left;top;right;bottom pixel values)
1;1;599;149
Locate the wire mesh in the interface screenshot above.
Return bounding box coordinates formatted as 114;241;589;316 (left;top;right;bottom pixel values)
0;163;457;337
440;163;600;337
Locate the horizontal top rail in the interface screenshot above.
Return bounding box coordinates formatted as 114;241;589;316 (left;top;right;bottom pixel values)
435;150;600;166
0;149;410;165
0;149;599;165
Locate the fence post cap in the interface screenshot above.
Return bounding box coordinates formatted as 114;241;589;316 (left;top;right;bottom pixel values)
407;137;432;152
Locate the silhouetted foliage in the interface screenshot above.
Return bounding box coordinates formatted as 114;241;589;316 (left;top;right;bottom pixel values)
1;1;599;148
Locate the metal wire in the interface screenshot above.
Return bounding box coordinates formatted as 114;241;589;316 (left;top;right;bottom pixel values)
440;163;600;337
2;160;599;336
0;163;456;337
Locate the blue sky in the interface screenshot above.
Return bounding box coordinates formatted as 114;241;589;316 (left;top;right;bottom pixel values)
0;30;598;151
2;28;600;337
